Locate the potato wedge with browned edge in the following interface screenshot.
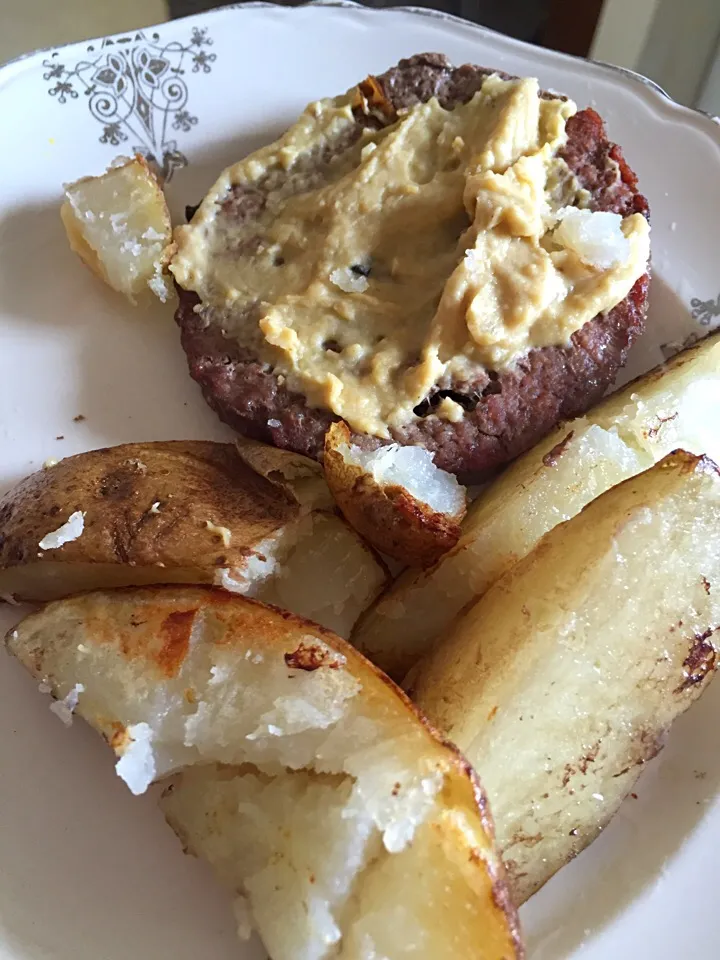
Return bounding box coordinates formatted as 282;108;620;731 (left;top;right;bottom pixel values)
0;441;386;636
324;422;466;568
61;154;174;303
6;587;522;960
354;332;720;679
409;452;720;904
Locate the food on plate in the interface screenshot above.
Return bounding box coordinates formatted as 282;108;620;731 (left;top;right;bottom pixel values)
353;332;720;679
60;154;173;302
6;586;523;960
171;52;650;483
234;434;335;510
0;440;386;636
407;452;720;903
323;421;466;567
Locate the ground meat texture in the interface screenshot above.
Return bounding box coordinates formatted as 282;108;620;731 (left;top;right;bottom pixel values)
175;53;650;483
177;291;336;460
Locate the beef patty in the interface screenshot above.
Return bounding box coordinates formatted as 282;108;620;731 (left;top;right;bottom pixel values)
175;53;650;483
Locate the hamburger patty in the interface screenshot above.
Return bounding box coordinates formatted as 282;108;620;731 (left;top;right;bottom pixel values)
175;53;650;483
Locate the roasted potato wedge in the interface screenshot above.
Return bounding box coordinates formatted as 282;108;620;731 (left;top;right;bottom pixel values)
0;441;386;636
6;587;522;960
235;435;335;511
324;422;466;567
409;452;720;904
61;155;174;303
354;332;720;679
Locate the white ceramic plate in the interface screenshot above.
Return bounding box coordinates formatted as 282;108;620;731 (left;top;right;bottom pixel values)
2;3;720;958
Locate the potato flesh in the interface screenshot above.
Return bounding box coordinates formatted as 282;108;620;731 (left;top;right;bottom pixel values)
341;443;465;517
6;588;519;960
163;768;380;960
594;361;720;465
61;156;172;301
258;514;387;637
334;817;492;960
354;333;720;680
324;422;464;570
356;423;646;678
165;765;513;960
411;454;720;903
216;512;386;637
0;512;385;639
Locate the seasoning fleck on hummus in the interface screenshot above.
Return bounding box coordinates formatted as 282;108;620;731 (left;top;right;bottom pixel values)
171;75;650;438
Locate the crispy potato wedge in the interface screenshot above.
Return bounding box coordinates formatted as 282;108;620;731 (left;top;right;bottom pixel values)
324;422;466;568
235;435;335;511
354;333;720;679
6;587;522;960
61;155;174;303
409;452;720;904
0;441;386;636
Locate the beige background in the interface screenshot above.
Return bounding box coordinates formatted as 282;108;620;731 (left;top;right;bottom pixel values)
592;0;720;110
2;0;718;112
0;0;169;64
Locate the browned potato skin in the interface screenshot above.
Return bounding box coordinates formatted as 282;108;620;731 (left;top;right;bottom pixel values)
324;422;464;567
235;436;335;510
0;441;298;601
235;435;324;484
6;585;523;959
410;452;720;904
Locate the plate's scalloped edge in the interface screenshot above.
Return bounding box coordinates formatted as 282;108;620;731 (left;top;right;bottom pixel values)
25;24;221;182
1;0;719;131
339;0;720;128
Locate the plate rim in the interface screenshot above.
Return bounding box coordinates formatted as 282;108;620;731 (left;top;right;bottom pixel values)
1;0;719;138
1;4;720;959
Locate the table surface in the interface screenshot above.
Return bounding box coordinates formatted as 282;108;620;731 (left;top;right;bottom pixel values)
1;0;169;65
2;0;556;66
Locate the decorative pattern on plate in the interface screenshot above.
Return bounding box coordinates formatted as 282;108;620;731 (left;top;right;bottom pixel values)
42;25;216;180
660;294;720;360
691;293;720;327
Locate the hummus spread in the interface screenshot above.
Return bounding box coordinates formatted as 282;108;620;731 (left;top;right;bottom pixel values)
171;75;650;438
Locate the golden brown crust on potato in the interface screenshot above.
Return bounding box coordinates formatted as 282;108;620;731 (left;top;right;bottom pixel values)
0;440;389;637
410;452;720;903
61;154;175;303
324;422;464;567
6;585;523;959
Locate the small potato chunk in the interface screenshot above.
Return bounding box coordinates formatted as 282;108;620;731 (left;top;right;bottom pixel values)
409;452;720;904
6;587;522;960
60;155;173;302
0;441;386;636
353;332;720;679
324;422;466;568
